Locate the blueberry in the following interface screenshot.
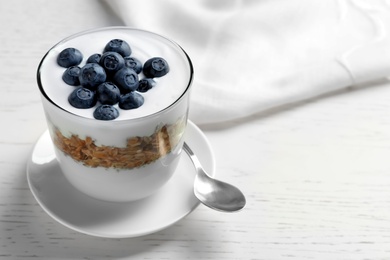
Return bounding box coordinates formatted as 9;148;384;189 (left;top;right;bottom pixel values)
86;53;101;64
113;67;139;93
93;105;119;120
104;39;131;57
68;87;97;108
100;52;125;75
124;57;142;74
96;82;121;105
119;92;144;110
57;48;83;68
137;78;156;93
62;66;81;86
143;57;169;78
79;63;107;90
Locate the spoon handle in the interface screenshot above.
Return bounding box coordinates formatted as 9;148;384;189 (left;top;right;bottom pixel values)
183;142;203;172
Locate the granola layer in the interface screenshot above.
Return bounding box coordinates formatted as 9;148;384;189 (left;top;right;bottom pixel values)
52;119;185;169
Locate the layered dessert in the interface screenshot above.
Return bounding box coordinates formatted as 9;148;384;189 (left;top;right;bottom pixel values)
37;27;193;201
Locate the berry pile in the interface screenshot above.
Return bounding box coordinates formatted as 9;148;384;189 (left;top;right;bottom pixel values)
57;39;170;120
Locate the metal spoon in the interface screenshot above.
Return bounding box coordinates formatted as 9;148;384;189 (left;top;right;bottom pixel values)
183;142;246;212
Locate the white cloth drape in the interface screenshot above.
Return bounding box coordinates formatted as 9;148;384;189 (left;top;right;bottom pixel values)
104;0;390;125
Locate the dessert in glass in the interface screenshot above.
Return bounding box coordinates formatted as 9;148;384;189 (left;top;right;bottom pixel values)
37;27;194;202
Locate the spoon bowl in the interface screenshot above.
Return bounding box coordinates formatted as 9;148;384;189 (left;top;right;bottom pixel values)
183;142;246;212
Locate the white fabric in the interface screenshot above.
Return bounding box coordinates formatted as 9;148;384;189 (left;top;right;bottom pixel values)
104;0;390;125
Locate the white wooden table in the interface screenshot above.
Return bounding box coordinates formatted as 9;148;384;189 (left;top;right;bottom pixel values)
2;0;390;259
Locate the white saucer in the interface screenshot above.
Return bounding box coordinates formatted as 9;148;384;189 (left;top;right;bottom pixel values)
27;121;215;238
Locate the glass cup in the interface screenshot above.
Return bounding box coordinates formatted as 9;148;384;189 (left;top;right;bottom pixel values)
37;27;193;202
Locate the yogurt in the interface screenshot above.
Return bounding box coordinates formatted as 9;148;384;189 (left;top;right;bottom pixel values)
36;27;194;202
38;27;192;120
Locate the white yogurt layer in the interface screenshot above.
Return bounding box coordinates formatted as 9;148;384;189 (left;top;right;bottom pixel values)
39;28;191;120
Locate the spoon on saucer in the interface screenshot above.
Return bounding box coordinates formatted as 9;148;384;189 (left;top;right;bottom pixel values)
182;142;246;212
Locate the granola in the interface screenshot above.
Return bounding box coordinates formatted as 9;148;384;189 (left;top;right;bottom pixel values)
52;119;185;169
